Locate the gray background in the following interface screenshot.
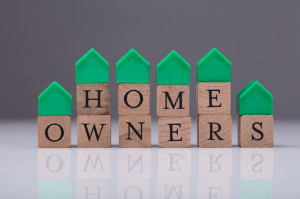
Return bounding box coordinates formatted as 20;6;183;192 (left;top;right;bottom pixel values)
1;0;299;119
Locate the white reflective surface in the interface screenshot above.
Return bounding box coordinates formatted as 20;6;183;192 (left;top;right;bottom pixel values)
0;119;299;198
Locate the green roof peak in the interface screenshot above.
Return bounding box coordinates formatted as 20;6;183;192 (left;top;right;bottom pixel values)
157;50;190;85
197;48;231;82
76;48;109;83
116;48;150;83
38;81;72;116
236;81;273;115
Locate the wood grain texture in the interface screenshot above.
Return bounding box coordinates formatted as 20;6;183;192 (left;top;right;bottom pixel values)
77;83;110;115
77;115;111;148
157;85;190;116
118;83;150;115
158;116;191;148
119;115;151;148
238;115;273;148
37;116;71;148
197;83;231;115
198;115;232;148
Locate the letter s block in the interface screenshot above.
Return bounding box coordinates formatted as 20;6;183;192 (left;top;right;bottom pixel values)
37;116;71;148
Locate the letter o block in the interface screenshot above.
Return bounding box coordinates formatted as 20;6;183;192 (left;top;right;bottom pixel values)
37;116;71;148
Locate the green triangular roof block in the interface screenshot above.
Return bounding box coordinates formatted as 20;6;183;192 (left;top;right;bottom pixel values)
157;50;190;85
75;48;109;83
116;48;150;83
39;179;72;199
197;48;231;82
236;81;273;115
38;81;72;116
239;180;272;199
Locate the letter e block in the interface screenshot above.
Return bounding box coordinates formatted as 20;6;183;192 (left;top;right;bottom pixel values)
238;115;273;148
198;115;232;148
119;115;151;148
197;82;231;115
77;115;111;148
37;116;71;148
159;117;191;148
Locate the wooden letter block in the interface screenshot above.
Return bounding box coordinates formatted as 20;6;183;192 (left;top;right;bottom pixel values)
157;85;190;116
238;115;273;148
77;115;111;148
119;115;151;148
38;116;71;148
197;82;231;115
77;83;110;115
118;83;150;115
198;115;232;148
158;117;191;148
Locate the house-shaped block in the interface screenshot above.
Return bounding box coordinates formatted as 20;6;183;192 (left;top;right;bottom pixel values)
76;48;109;83
116;48;150;83
197;48;231;82
157;50;190;85
237;81;273;115
38;81;72;116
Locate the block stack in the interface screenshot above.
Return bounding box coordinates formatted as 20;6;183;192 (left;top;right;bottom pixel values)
117;49;151;148
196;48;232;148
37;81;72;148
157;50;191;148
237;81;274;147
76;48;111;148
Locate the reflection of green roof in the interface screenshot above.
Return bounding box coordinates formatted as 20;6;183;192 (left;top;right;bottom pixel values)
237;81;273;115
38;81;72;116
75;48;109;83
197;48;231;82
157;50;190;85
116;49;150;83
239;180;272;199
39;179;72;199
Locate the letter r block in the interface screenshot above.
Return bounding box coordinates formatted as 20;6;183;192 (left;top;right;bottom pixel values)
197;83;231;115
198;115;232;148
157;85;190;116
118;83;150;115
77;115;111;148
119;115;151;148
238;115;273;148
37;116;71;148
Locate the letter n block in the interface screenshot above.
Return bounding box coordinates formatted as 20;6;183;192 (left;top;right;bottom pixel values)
77;115;111;148
198;115;232;148
238;115;274;148
37;116;71;148
157;85;190;116
77;83;110;115
119;115;151;148
118;83;150;115
197;83;231;115
158;116;191;148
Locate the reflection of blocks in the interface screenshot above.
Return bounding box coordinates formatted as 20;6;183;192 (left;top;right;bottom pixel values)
77;180;110;199
118;83;150;115
240;148;273;179
77;148;111;180
198;148;232;179
157;178;190;199
118;148;151;179
77;115;111;148
198;180;231;199
239;180;272;199
38;179;72;199
37;149;71;179
118;180;150;199
198;115;232;148
37;116;71;148
119;115;151;148
157;85;190;116
158;117;191;148
158;148;191;178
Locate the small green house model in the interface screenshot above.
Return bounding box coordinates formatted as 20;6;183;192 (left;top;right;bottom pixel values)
76;48;109;83
197;48;231;82
116;48;150;83
237;81;273;115
38;81;72;116
157;50;190;85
